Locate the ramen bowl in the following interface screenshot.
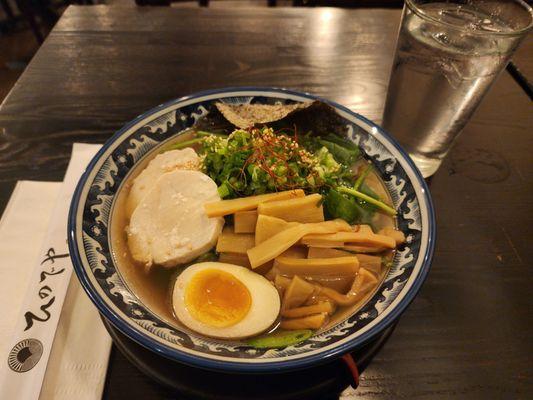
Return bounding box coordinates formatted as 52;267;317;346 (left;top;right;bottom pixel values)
68;87;435;373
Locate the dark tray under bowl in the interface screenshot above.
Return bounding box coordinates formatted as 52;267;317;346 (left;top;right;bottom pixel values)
101;316;396;400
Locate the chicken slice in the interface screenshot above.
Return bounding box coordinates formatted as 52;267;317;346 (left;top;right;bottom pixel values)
127;170;224;268
126;148;200;216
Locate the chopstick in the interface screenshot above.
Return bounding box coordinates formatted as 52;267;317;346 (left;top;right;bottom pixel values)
506;61;533;101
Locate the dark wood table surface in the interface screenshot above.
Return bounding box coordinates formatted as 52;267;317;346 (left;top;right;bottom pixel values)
1;5;532;399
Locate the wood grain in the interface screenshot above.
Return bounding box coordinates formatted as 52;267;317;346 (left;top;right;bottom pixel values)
0;5;532;399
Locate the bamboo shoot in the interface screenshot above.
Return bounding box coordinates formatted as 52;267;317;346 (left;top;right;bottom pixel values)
307;247;351;258
302;230;396;249
353;225;374;234
343;245;386;253
280;246;308;259
282;276;315;310
330;219;353;232
274;275;292;291
319;268;378;306
204;189;305;217
281;301;335;318
255;215;299;245
274;256;359;277
257;194;324;223
216;228;255;254
378;227;406;245
306;275;354;293
355;254;382;275
218;252;251;268
234;210;258;233
247;220;349;269
305;293;333;306
352;268;378;296
300;238;345;248
280;313;328;330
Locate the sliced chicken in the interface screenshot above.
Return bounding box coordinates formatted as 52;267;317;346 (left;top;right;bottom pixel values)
126;148;200;216
127;170;224;268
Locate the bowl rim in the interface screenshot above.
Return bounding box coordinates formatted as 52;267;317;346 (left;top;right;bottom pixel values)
68;86;436;372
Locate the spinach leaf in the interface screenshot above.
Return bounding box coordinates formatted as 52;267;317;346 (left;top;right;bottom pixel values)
324;189;374;224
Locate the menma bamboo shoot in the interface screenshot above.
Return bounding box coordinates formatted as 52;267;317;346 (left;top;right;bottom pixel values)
204;189;305;217
257;194;325;223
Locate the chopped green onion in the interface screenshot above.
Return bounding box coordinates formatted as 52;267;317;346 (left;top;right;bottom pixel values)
337;186;397;216
217;182;232;198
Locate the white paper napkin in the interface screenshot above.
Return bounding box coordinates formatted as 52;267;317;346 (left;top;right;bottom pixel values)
0;144;112;400
0;181;62;347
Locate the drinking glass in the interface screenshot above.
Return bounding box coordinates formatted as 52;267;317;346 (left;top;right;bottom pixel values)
382;0;533;177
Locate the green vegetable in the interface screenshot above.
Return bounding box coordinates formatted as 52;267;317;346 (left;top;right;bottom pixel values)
299;132;359;166
166;138;204;150
353;183;380;214
318;139;359;165
324;189;375;225
337;186;397;216
245;330;313;349
194;251;218;263
353;164;372;191
324;134;359;150
320;134;359;152
198;127;354;198
196;130;227;138
359;183;379;201
324;189;361;224
316;147;340;170
217;181;233;198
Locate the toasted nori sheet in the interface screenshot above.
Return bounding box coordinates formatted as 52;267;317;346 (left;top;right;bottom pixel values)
195;101;347;138
263;101;348;138
192;105;235;134
215;102;310;129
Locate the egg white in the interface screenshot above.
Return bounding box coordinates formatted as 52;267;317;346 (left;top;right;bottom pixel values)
172;262;281;339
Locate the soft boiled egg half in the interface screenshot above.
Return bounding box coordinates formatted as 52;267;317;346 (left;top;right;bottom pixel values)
173;262;281;339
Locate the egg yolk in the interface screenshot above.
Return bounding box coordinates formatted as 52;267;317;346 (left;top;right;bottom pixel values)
184;269;252;328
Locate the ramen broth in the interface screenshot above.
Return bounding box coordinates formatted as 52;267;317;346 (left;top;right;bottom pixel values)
110;134;397;336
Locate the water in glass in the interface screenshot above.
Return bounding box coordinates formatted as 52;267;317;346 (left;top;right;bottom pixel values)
383;1;529;177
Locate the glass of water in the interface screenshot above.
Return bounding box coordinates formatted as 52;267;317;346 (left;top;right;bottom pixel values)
382;0;533;177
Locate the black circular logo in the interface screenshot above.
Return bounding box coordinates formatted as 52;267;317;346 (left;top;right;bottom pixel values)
7;339;43;373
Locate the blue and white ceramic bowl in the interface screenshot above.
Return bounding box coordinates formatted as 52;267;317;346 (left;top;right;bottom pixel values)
68;87;435;373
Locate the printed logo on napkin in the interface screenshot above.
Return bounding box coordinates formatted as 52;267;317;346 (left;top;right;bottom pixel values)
8;339;43;373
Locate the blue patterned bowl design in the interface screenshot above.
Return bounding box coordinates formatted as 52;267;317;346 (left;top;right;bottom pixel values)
68;87;435;373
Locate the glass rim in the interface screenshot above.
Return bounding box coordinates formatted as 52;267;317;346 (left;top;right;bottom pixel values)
405;0;533;37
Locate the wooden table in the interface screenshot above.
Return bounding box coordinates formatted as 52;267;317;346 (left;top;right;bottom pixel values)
1;5;531;399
